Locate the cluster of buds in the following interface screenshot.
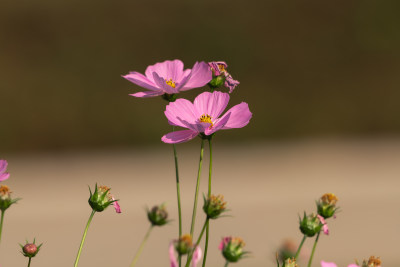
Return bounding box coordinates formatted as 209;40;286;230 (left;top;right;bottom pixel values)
299;212;323;237
20;239;42;258
208;61;240;93
88;184;120;213
0;185;20;212
203;194;227;219
317;193;339;219
174;234;193;256
219;236;248;263
361;256;381;267
147;204;169;226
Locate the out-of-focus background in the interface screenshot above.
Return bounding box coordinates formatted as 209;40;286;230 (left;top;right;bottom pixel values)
0;0;399;266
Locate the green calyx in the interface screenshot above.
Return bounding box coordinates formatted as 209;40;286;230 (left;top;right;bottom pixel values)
317;201;338;219
88;184;116;212
147;204;169;226
203;194;227;219
222;238;248;263
162;93;177;102
299;212;322;237
208;75;226;90
0;185;20;212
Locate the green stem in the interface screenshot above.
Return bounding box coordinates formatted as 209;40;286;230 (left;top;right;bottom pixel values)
74;210;96;267
294;235;306;260
27;257;31;267
0;210;5;245
224;261;229;267
172;126;183;267
307;232;320;267
189;139;205;237
185;219;209;267
202;138;213;267
130;226;153;267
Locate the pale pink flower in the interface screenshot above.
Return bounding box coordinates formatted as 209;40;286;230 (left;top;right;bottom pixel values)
0;160;10;182
321;261;359;267
162;91;252;144
169;243;202;267
317;215;329;235
123;59;212;98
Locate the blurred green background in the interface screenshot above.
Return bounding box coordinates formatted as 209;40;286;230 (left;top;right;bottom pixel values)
1;0;400;152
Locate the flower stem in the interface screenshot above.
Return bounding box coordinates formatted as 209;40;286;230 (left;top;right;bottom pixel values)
172;126;183;267
202;138;213;267
224;261;229;267
189;139;205;237
0;210;5;245
185;219;209;267
307;232;320;267
130;226;153;267
27;257;31;267
74;210;96;267
294;235;306;260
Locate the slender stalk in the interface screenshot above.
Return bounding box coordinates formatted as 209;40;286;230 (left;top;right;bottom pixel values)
74;210;96;267
307;232;320;267
202;138;213;267
130;226;153;267
185;219;209;267
294;235;306;260
0;211;5;245
172;126;183;267
27;257;31;267
224;261;229;267
189;139;205;237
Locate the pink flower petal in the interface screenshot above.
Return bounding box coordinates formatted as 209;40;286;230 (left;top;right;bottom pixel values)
317;215;329;235
129;91;164;98
181;62;212;91
0;173;10;182
204;112;231;135
146;60;185;83
218;102;252;130
112;197;121;214
162;130;199;144
191;246;202;267
0;160;8;174
169;243;178;267
165;99;198;129
123;72;160;91
193;91;230;119
321;261;337;267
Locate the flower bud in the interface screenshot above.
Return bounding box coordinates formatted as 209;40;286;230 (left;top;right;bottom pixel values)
147;204;168;226
20;239;42;258
88;184;117;212
203;194;227;219
362;256;381;267
299;212;323;237
0;185;20;212
208;61;239;93
174;234;193;255
283;258;299;267
219;236;248;263
317;193;339;219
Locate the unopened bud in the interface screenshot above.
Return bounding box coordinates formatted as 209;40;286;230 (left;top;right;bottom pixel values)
362;256;381;267
20;239;42;258
203;194;227;219
317;193;339;219
284;258;299;267
0;185;20;212
219;236;248;263
88;184;117;212
174;234;193;255
147;204;168;226
299;212;322;237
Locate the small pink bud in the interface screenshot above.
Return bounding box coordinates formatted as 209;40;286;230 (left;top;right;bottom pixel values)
23;244;37;255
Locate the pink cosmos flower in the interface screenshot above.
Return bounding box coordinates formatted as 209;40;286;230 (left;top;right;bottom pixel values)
112;197;121;213
162;91;252;144
169;243;202;267
208;61;240;93
317;215;329;235
0;160;10;182
123;59;212;98
321;261;359;267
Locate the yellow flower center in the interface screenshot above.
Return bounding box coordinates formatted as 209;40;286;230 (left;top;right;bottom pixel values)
199;114;213;126
321;193;338;206
165;79;176;88
218;64;226;73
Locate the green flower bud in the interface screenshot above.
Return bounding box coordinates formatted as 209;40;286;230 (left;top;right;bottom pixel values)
147;204;168;226
283;258;299;267
317;193;339;219
220;237;248;263
88;184;116;212
162;93;177;102
203;194;227;219
174;234;193;255
299;212;322;237
208;75;226;90
0;185;20;212
20;239;42;258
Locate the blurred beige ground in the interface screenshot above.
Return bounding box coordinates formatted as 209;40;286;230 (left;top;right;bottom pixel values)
0;139;399;267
